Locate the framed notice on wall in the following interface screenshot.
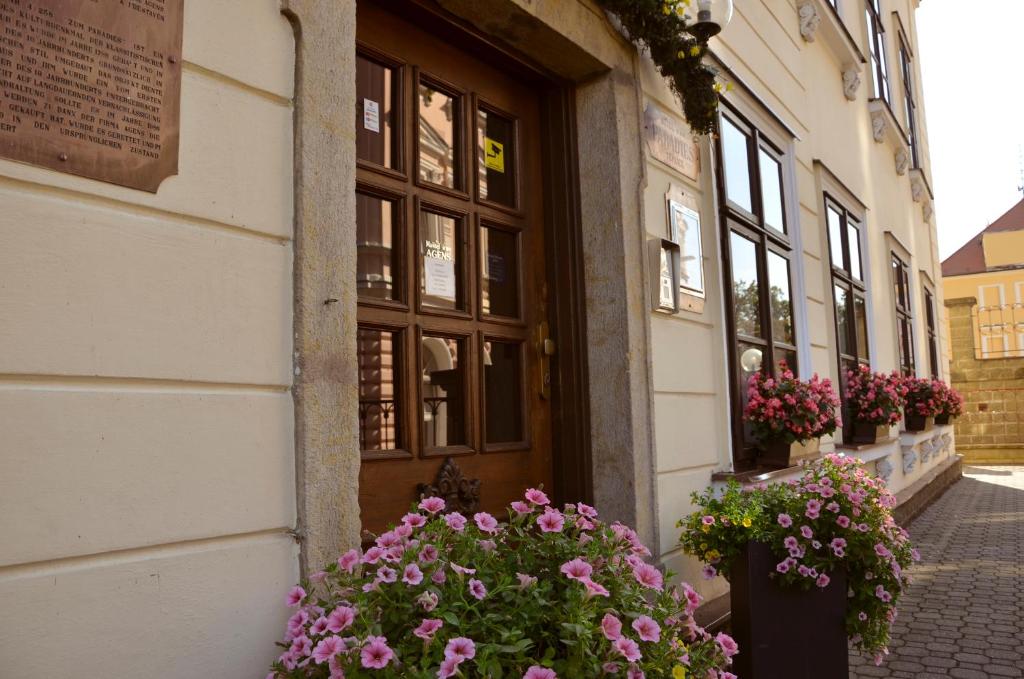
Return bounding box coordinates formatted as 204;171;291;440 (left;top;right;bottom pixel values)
666;185;705;300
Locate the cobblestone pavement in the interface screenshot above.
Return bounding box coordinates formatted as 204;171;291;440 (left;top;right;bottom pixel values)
850;465;1024;678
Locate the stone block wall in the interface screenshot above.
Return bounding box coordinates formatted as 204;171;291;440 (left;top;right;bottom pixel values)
946;296;1024;462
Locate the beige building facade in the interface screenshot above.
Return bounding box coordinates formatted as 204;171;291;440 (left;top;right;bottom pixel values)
0;0;956;676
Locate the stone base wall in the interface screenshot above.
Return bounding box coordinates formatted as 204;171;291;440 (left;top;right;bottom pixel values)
946;297;1024;462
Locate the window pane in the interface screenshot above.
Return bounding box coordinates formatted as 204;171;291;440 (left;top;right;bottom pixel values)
759;148;785;232
835;284;851;358
892;258;905;308
736;340;764;444
477;109;516;207
421;335;467;447
358;328;400;451
357;55;397;168
730;231;761;338
854;294;870;360
484;340;523;444
356;192;398;301
721;117;753;213
418;82;459;189
775;348;798;376
847;220;862;280
827;206;845;270
480;225;519;318
420;210;462;310
767;251;794;345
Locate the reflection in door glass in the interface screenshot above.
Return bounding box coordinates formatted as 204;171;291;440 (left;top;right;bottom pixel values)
419;82;459;189
759;149;785;233
480;226;519;317
721;117;753;213
484;340;523;444
356;192;398;301
421;210;461;310
730;231;761;338
357;327;400;451
767;251;794;345
422;335;466;447
478;109;516;207
835;284;851;357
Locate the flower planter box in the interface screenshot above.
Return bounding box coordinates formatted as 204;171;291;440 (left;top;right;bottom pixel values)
851;422;889;444
758;438;820;468
934;414;951;426
730;541;848;679
904;414;933;432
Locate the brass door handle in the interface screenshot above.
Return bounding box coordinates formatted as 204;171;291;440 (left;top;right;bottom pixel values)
537;322;554;400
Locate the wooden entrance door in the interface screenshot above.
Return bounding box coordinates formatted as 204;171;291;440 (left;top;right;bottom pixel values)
354;3;554;537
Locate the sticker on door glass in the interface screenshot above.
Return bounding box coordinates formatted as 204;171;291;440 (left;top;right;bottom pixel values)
364;99;381;133
484;137;505;173
486;253;506;283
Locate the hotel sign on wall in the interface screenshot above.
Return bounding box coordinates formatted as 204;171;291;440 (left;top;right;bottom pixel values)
643;102;700;181
0;0;184;192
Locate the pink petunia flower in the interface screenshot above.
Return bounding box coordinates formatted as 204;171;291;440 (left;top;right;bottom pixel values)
524;488;551;505
816;573;831;588
581;577;610;598
510;501;533;515
613;637;642;663
419;544;439;564
413;618;444;641
627;668;645;679
444;513;467;532
523;667;557;679
777;513;793;527
360;636;393;669
377;566;397;583
325;606;356;634
468;578;487;600
444;637;477;661
419;496;446;514
337;549;361;573
701;564;717;580
517;572;538;589
632;563;664;590
474;512;500;534
438;657;461;678
632;615;661;642
417;591;439;612
836;515;851;528
537;508;565;533
309;617;329;636
402;513;427;529
601;613;623;641
559;558;593;580
800;525;813;539
311;635;344;664
451;563;476;576
715;632;739;658
403;563;424;586
361;546;385;564
577;502;598;519
286;585;306;607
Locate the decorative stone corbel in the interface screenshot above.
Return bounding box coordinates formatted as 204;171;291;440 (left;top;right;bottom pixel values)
902;445;917;474
922;200;934;222
842;68;861;101
941;433;953;454
870;108;887;143
918;439;931;464
875;459;894;483
910;171;925;202
798;2;821;42
895;147;909;176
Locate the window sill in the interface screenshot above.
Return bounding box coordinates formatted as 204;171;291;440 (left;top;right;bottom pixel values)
712;464;806;485
797;0;866;101
867;99;911;176
835;438;897;464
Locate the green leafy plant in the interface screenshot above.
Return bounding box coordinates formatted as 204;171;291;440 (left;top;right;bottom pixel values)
679;455;920;665
595;0;723;135
269;490;736;678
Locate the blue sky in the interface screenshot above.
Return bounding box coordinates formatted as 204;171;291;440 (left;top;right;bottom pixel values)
917;1;1024;259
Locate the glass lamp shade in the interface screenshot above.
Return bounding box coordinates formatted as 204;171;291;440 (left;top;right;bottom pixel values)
692;0;734;40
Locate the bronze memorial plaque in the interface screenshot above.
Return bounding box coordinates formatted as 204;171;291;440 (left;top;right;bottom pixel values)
0;0;183;192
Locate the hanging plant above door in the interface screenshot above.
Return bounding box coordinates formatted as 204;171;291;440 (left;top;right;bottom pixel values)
595;0;733;135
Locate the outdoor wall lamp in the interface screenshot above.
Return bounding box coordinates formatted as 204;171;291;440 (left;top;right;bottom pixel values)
688;0;734;42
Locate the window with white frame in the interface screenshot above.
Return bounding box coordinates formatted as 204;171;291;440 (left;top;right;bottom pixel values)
865;0;890;103
898;34;919;169
891;253;914;374
922;286;938;377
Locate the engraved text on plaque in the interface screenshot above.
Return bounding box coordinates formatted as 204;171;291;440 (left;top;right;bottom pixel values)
0;0;184;191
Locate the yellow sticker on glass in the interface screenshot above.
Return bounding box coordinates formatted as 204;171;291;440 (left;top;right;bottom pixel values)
484;137;505;173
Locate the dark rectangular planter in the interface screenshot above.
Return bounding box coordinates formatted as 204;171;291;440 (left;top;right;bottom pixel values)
730;541;848;679
758;439;792;468
904;413;933;432
934;414;951;426
851;421;888;444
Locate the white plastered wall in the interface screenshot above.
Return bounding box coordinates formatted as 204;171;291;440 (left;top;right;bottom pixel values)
0;1;299;677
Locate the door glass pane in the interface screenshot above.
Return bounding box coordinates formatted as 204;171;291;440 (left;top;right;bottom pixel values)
484;340;523;444
854;294;869;360
736;340;764;443
421;335;466;448
418;82;460;189
834;284;851;357
730;231;761;338
356;54;397;169
827;206;845;270
847;220;862;280
420;209;462;310
721;117;753;213
767;251;794;345
775;348;798;376
759;148;785;233
480;225;519;318
477;109;516;207
356;192;398;301
358;327;400;452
